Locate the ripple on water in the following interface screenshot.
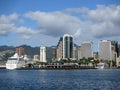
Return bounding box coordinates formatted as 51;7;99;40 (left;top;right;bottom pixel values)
0;69;120;90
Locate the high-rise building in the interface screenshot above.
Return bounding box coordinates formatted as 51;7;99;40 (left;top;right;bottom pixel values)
16;46;24;57
57;34;73;60
40;45;47;62
93;52;98;60
33;55;39;61
119;45;120;57
63;34;73;59
78;46;82;60
52;46;57;60
111;41;119;57
98;40;117;60
80;42;93;59
57;37;63;60
99;40;111;60
73;46;77;60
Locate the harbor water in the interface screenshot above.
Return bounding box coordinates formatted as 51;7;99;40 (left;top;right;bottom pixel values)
0;69;120;90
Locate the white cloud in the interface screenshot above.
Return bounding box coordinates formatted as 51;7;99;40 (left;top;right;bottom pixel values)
16;26;37;35
0;24;37;39
22;35;31;39
73;29;81;38
65;5;120;39
0;24;15;35
0;13;23;24
84;5;120;38
25;11;82;37
0;13;37;39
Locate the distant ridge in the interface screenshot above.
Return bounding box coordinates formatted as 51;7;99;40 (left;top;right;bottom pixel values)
0;45;52;62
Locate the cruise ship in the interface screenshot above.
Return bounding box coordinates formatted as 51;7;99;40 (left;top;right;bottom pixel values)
6;53;25;70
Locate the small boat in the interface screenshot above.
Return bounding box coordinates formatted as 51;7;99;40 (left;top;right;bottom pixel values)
96;62;109;69
6;53;25;70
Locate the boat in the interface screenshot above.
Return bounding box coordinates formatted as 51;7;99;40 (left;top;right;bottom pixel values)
6;53;25;70
96;62;108;69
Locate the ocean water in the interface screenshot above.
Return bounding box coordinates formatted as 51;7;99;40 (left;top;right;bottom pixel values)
0;69;120;90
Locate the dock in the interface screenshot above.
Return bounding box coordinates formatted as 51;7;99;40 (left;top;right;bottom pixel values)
0;65;6;69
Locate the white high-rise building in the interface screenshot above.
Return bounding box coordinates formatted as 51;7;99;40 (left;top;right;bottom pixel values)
80;41;93;59
40;45;47;62
98;40;114;60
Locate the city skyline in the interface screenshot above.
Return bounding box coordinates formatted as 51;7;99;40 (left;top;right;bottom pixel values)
0;0;120;52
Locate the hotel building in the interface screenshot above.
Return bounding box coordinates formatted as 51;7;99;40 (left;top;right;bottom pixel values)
57;34;73;60
80;41;93;59
16;46;24;57
98;40;117;60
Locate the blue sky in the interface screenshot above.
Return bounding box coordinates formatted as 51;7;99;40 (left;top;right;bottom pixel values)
0;0;120;51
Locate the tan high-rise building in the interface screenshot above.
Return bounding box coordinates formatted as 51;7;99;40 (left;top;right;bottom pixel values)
16;46;24;57
81;42;93;59
98;40;117;61
78;46;82;60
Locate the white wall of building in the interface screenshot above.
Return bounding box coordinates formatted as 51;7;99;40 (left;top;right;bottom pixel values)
81;42;93;59
99;40;112;60
40;45;47;62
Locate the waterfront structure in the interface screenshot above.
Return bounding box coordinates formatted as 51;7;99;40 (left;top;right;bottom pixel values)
98;40;117;60
116;57;120;67
16;46;24;57
40;45;47;62
95;62;109;69
80;42;93;59
57;34;73;60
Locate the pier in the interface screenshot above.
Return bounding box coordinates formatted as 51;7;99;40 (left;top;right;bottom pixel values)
0;65;6;69
39;65;95;69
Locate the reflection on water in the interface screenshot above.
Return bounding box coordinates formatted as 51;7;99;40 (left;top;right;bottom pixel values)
0;69;120;90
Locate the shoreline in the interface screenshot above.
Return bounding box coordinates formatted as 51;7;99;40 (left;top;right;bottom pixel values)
0;67;119;70
1;65;119;70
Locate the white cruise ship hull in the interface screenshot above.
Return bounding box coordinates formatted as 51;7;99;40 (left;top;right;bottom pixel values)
6;63;24;70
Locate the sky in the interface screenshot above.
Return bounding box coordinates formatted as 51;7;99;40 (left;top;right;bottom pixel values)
0;0;120;51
